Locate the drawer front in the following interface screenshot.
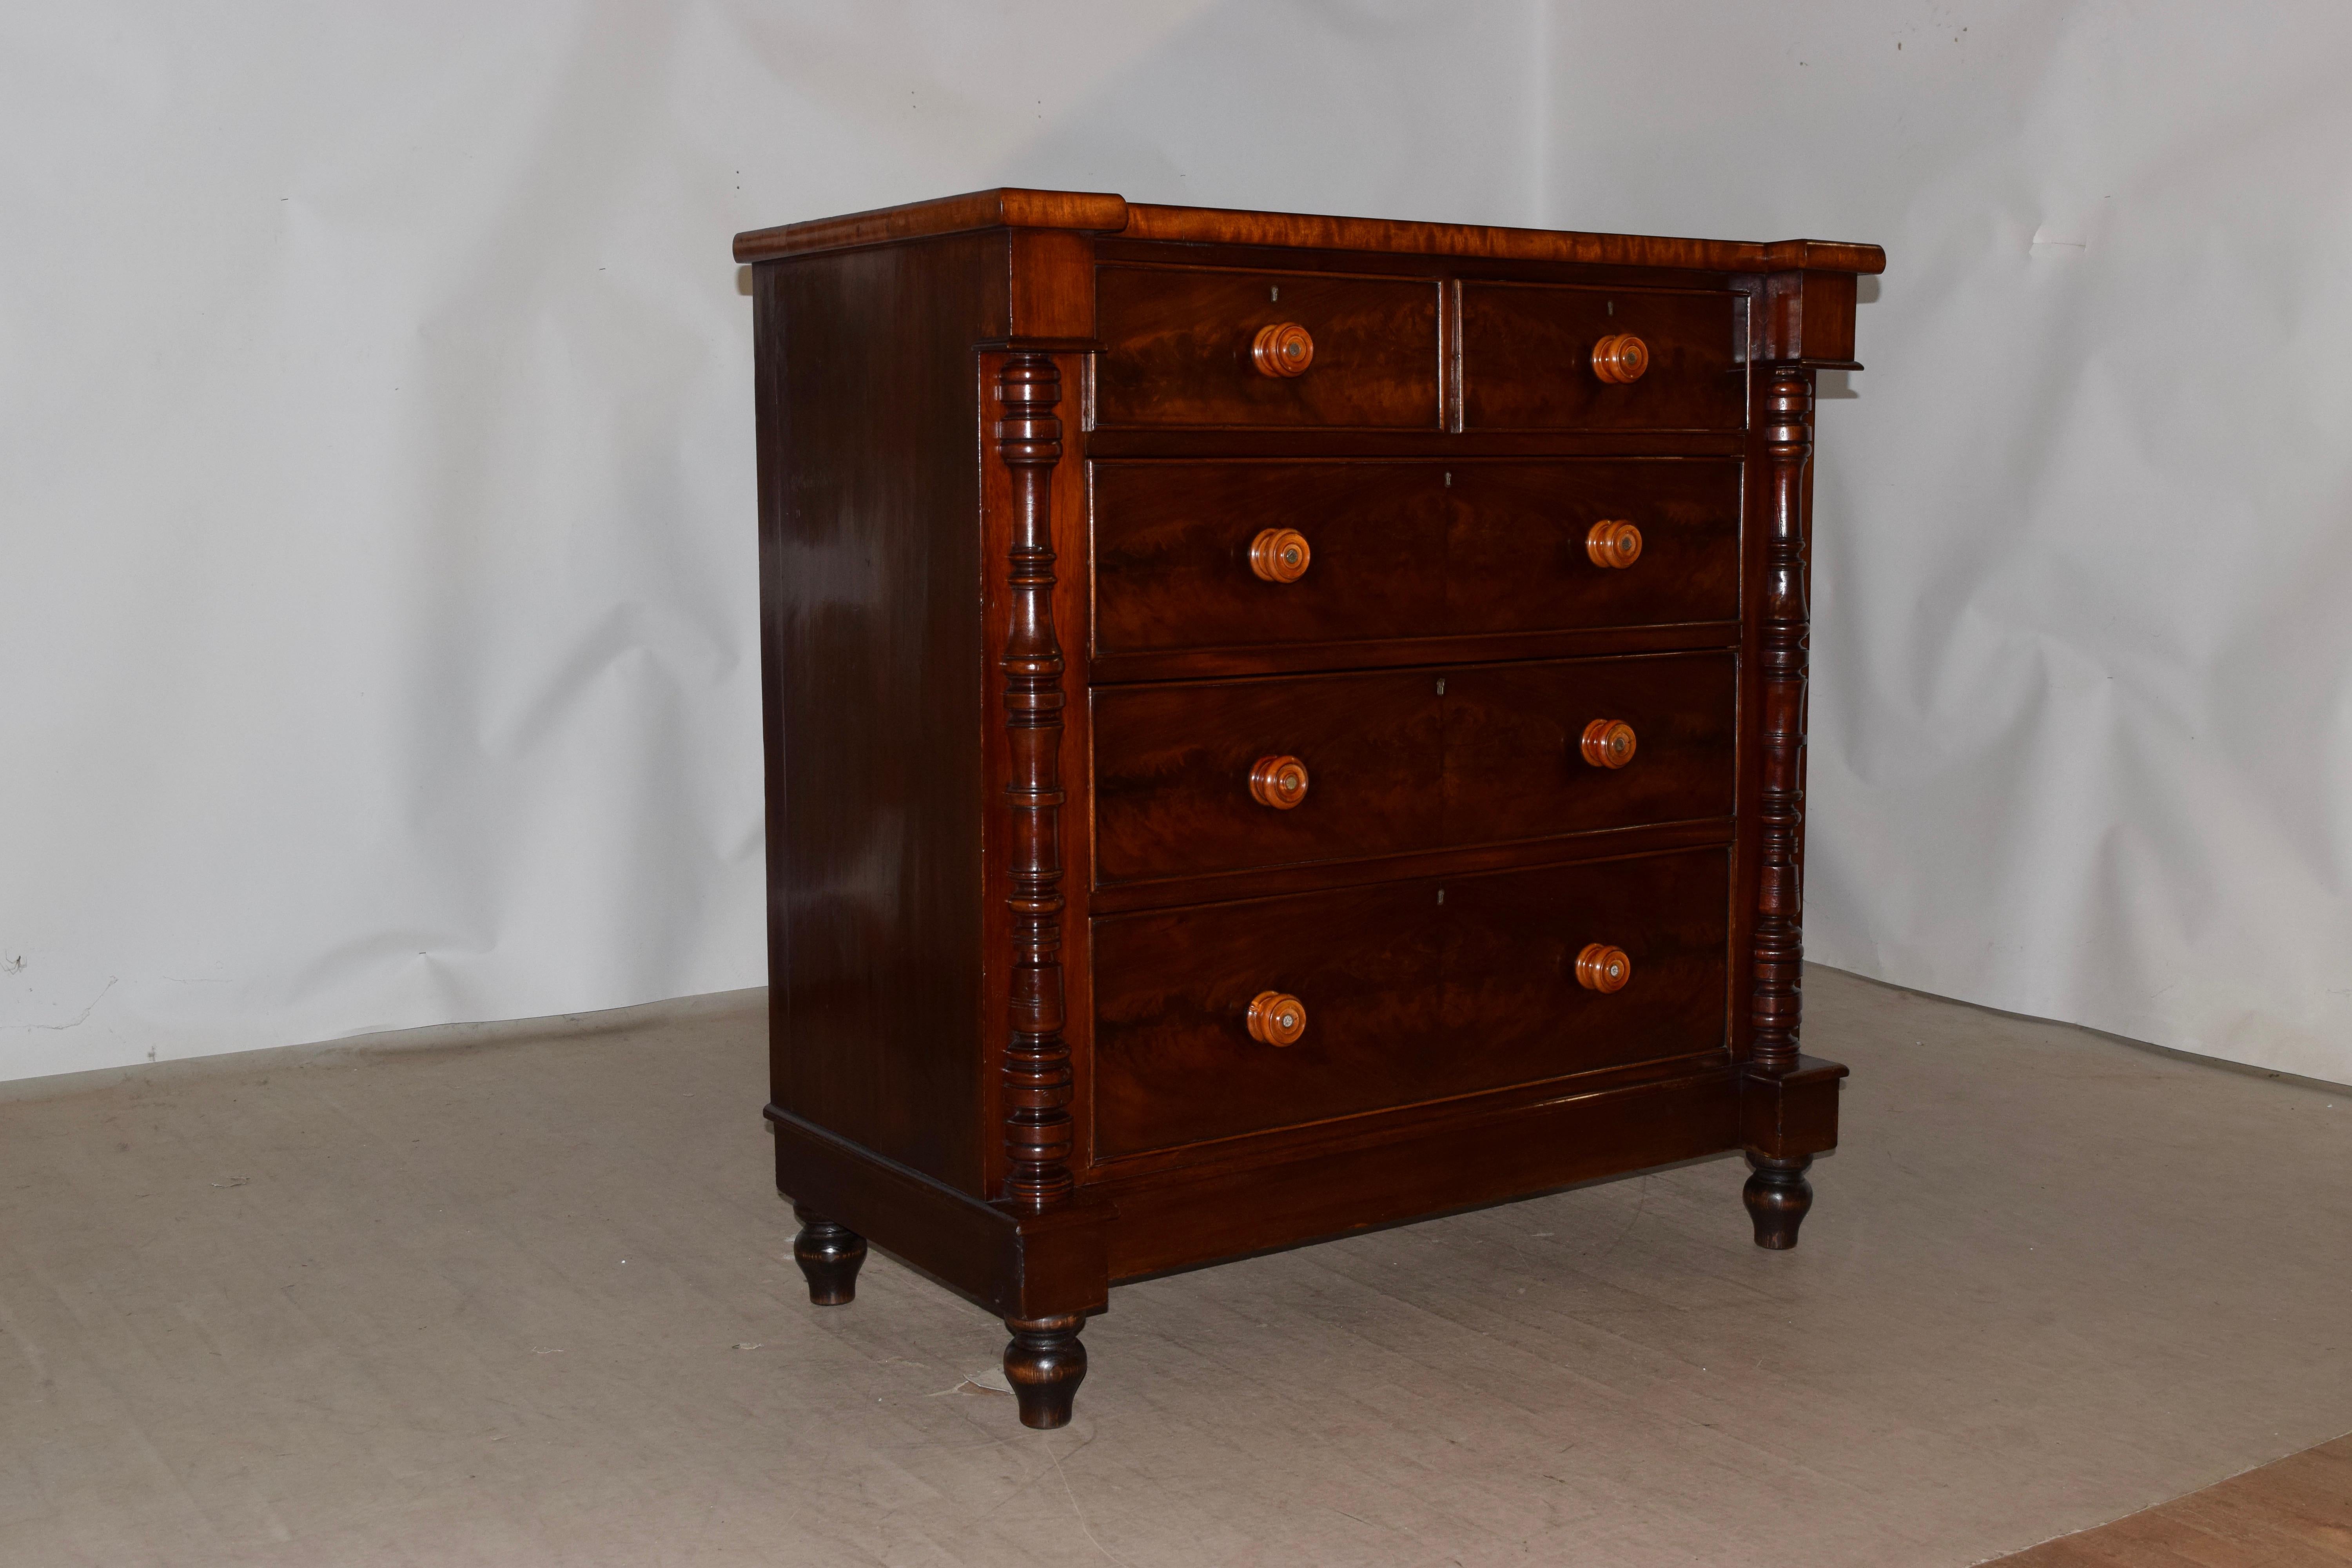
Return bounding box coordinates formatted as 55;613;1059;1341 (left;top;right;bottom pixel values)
1091;653;1735;884
1095;266;1441;429
1092;670;1445;884
1461;283;1745;430
1440;652;1737;846
1093;849;1731;1156
1091;459;1741;657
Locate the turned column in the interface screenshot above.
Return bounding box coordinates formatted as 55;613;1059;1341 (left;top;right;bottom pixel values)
994;352;1087;1427
1746;366;1818;1248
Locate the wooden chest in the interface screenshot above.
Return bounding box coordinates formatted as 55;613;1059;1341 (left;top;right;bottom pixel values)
735;190;1880;1427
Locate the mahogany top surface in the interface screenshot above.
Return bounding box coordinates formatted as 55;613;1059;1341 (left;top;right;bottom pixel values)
734;187;1886;276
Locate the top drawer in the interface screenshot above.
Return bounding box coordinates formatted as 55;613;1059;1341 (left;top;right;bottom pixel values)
1461;283;1746;431
1095;266;1440;430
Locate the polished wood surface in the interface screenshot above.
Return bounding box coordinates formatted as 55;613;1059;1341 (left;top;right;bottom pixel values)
1573;942;1633;993
1092;849;1731;1156
1096;266;1439;428
1742;1153;1813;1248
1988;1432;2352;1568
993;354;1077;1215
789;1201;866;1305
1089;460;1741;662
1462;284;1744;430
757;235;999;1189
1247;753;1311;810
739;188;1885;276
1580;718;1639;769
1751;370;1812;1076
1244;989;1308;1046
1584;518;1643;569
1247;526;1312;584
745;189;1873;1426
1250;321;1315;377
1090;652;1733;884
1590;332;1651;384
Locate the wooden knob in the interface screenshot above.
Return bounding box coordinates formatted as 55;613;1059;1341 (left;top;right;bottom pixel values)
1249;755;1310;809
1592;333;1650;384
1250;528;1312;584
1247;991;1308;1045
1580;719;1637;769
1585;520;1643;569
1575;944;1632;993
1252;322;1314;378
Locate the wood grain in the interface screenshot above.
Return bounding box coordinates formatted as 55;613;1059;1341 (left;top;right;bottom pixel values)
1091;848;1731;1156
1088;459;1742;661
1091;653;1733;884
736;187;1886;275
758;235;1000;1191
1462;283;1746;430
1095;266;1440;428
1987;1433;2352;1566
1750;369;1813;1076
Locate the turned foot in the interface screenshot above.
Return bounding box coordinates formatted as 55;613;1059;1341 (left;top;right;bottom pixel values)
1743;1154;1815;1250
790;1202;867;1305
1002;1314;1087;1429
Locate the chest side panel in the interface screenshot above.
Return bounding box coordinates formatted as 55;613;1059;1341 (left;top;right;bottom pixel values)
761;233;1007;1192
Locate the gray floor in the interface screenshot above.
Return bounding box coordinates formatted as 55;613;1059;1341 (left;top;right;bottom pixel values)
2;968;2347;1567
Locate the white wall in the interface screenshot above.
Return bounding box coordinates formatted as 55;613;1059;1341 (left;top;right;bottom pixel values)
4;1;2347;1085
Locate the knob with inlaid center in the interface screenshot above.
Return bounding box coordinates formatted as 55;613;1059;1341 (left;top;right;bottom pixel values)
1250;528;1312;584
1574;944;1632;993
1580;719;1638;769
1591;333;1650;384
1252;322;1315;377
1249;755;1310;809
1247;991;1308;1045
1585;519;1643;569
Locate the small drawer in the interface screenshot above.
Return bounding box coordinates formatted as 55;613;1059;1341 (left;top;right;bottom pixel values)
1461;283;1746;430
1089;652;1735;884
1092;848;1731;1157
1090;459;1741;657
1094;265;1441;429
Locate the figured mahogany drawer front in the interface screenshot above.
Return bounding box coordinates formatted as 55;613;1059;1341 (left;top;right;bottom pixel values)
1090;652;1735;884
1094;266;1441;429
1091;459;1741;657
1092;848;1731;1157
1461;283;1745;430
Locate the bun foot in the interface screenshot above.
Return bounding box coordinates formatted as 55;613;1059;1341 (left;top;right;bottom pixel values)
1743;1154;1815;1250
791;1203;867;1305
1003;1314;1087;1429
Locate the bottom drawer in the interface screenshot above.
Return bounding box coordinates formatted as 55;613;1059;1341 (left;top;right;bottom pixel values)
1091;848;1730;1159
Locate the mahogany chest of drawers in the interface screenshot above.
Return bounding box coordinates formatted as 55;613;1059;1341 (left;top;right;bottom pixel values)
735;190;1880;1428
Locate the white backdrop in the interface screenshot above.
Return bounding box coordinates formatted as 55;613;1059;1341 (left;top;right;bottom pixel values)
4;1;2348;1085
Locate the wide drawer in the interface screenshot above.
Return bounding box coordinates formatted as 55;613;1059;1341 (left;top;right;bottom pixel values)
1094;265;1441;429
1091;459;1741;657
1092;848;1731;1157
1461;283;1746;430
1090;652;1735;884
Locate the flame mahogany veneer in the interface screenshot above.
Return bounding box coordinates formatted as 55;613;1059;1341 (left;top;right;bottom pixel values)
739;189;1880;1428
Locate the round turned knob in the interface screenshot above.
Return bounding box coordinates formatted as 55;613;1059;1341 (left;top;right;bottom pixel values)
1580;719;1638;769
1585;519;1643;570
1575;944;1633;993
1252;322;1315;378
1592;333;1650;384
1249;528;1312;584
1249;754;1310;809
1247;990;1308;1045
